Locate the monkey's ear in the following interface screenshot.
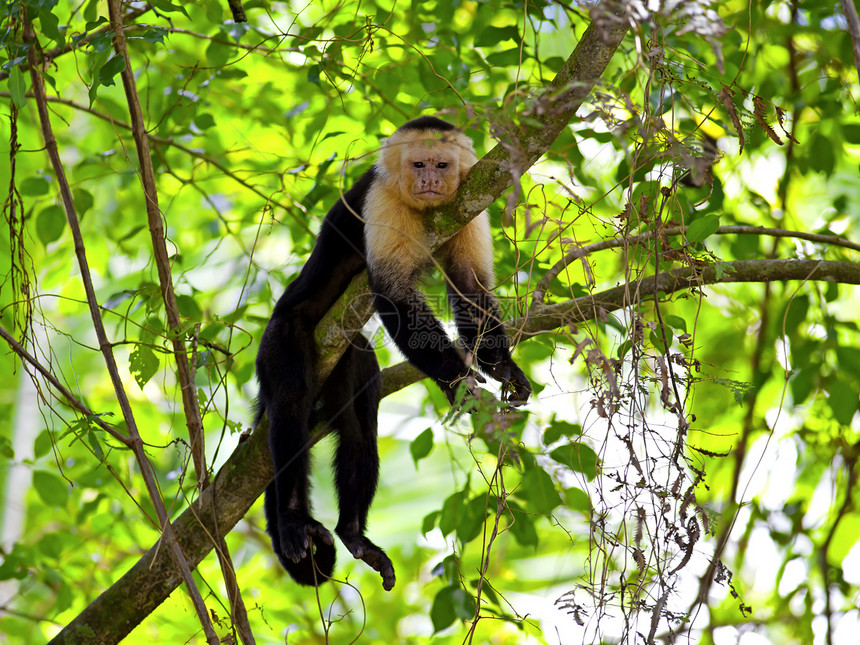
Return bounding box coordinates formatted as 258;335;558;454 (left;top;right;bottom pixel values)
376;135;400;182
456;134;478;180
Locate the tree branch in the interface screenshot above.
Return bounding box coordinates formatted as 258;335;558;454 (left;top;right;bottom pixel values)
521;259;860;336
531;225;860;306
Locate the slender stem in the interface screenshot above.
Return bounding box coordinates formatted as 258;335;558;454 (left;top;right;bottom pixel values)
107;3;254;642
23;10;219;644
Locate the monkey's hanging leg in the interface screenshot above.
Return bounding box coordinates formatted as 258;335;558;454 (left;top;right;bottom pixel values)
259;320;336;585
320;336;396;590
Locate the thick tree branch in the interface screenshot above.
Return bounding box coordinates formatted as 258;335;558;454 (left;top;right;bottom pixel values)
532;225;860;306
520;259;860;336
47;420;273;645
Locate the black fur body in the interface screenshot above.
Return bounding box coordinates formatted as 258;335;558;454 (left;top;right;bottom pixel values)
256;117;530;591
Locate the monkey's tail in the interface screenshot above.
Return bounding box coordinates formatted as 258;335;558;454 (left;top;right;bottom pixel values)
264;483;336;586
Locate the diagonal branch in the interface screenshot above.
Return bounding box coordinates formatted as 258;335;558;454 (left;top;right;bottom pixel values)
314;12;632;377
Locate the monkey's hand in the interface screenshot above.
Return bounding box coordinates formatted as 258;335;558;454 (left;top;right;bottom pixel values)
483;360;531;406
336;530;396;591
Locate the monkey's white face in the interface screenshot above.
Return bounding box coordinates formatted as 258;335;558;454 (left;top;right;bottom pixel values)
400;145;462;208
377;127;477;212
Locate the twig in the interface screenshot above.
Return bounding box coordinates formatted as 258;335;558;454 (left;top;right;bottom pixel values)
841;0;860;79
0;323;129;444
23;10;219;644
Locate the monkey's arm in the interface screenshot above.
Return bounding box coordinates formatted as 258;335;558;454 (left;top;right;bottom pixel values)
440;218;532;404
444;267;531;404
370;273;478;403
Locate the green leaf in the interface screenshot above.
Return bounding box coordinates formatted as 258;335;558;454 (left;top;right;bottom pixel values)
507;505;538;547
439;490;465;537
152;0;189;16
790;367;816;404
542;420;582;445
129;344;160;389
98;55;126;88
36;205;66;246
476;25;519;47
431;585;474;632
33;471;69;507
33;429;53;459
195;113;216;130
564;486;591;513
686;215;720;243
37;8;63;47
828;380;858;425
73;188;95;218
518;467;562;514
39;532;66;559
809;132;836;175
176;294;202;321
549;442;599;480
86;429;105;461
87;45;111;105
456;496;488;543
421;510;439;535
430;586;457;632
782;295;809;331
20;176;51;196
663;315;687;332
409;427;434;466
206;39;231;67
138;26;170;45
8;65;26;108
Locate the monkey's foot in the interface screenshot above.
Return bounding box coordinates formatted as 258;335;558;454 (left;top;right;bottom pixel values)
336;530;396;591
278;518;335;564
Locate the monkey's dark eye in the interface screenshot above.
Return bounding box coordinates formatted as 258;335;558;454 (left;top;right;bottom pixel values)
413;162;425;168
437;162;448;169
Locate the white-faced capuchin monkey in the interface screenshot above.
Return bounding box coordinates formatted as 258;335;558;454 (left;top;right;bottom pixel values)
255;116;531;591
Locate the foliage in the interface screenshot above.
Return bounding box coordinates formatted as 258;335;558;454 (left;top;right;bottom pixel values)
1;0;859;644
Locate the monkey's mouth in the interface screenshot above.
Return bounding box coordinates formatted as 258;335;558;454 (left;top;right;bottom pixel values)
414;190;447;199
